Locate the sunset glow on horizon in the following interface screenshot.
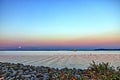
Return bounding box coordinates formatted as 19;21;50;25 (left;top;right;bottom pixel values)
0;0;120;49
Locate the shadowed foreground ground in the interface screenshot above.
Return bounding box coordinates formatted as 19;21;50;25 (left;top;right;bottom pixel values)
0;61;120;80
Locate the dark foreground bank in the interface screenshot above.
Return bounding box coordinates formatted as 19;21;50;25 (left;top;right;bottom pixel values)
0;61;120;80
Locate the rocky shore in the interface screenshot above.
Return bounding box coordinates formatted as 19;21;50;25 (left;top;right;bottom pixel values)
0;62;86;80
0;62;120;80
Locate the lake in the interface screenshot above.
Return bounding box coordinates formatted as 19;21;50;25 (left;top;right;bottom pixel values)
0;51;120;69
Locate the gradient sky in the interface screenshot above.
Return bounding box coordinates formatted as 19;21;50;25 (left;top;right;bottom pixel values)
0;0;120;49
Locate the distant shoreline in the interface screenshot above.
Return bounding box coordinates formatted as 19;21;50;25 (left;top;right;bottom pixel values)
0;48;120;51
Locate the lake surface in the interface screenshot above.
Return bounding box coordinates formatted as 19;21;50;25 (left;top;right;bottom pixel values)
0;51;120;69
0;51;120;55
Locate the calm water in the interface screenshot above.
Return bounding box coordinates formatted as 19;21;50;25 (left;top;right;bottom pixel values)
0;51;120;69
0;51;120;55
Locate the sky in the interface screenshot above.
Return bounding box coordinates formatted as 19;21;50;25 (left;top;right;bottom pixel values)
0;0;120;49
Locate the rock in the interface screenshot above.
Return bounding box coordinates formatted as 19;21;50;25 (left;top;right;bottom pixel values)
43;73;49;80
22;74;31;78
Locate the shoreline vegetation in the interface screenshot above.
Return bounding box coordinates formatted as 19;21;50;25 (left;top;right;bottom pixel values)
0;61;120;80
